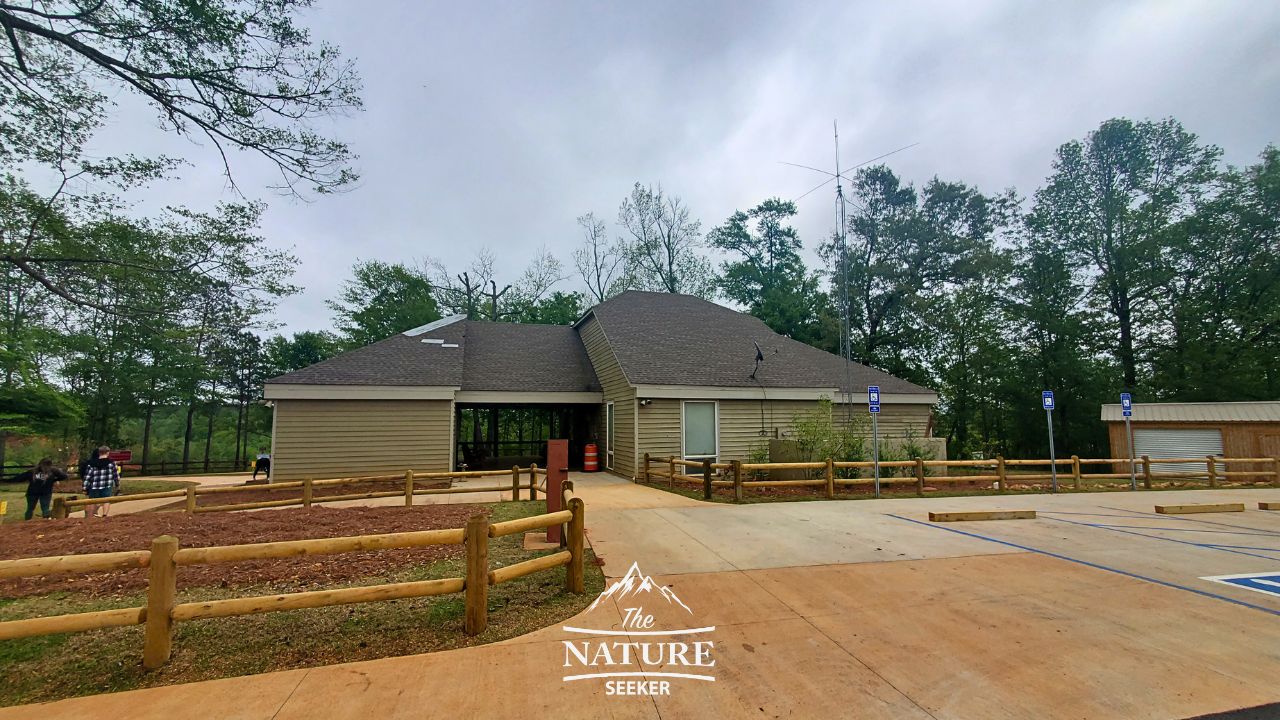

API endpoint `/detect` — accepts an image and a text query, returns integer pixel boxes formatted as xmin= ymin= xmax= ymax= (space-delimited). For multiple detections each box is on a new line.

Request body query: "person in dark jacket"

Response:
xmin=253 ymin=447 xmax=271 ymax=481
xmin=15 ymin=458 xmax=69 ymax=520
xmin=81 ymin=446 xmax=120 ymax=518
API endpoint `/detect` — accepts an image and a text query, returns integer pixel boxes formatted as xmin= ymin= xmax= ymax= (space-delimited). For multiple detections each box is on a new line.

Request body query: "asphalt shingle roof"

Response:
xmin=268 ymin=318 xmax=600 ymax=392
xmin=460 ymin=322 xmax=600 ymax=392
xmin=584 ymin=291 xmax=934 ymax=395
xmin=268 ymin=291 xmax=932 ymax=397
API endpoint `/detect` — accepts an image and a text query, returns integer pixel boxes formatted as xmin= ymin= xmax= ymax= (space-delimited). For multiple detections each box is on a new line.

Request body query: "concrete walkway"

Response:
xmin=8 ymin=477 xmax=1280 ymax=719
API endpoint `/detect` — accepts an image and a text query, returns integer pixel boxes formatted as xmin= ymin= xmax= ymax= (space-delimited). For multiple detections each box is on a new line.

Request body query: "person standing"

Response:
xmin=16 ymin=459 xmax=69 ymax=520
xmin=253 ymin=447 xmax=271 ymax=482
xmin=81 ymin=446 xmax=120 ymax=517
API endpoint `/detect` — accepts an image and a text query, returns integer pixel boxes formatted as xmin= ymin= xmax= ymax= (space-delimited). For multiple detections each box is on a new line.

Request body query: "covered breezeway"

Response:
xmin=453 ymin=403 xmax=599 ymax=471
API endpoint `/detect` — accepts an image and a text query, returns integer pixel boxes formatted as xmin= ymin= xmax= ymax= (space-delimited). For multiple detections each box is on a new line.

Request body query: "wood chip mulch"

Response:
xmin=0 ymin=504 xmax=489 ymax=599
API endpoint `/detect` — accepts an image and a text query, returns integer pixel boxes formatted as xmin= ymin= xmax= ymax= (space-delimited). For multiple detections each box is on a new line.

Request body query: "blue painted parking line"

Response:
xmin=1039 ymin=515 xmax=1280 ymax=561
xmin=1202 ymin=573 xmax=1280 ymax=598
xmin=885 ymin=514 xmax=1280 ymax=617
xmin=1095 ymin=505 xmax=1280 ymax=537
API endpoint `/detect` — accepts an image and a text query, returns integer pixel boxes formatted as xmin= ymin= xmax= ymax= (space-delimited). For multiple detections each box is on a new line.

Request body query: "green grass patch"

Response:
xmin=0 ymin=500 xmax=603 ymax=707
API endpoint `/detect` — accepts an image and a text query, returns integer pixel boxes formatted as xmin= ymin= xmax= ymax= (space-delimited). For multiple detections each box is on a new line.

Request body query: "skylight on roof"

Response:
xmin=402 ymin=314 xmax=465 ymax=337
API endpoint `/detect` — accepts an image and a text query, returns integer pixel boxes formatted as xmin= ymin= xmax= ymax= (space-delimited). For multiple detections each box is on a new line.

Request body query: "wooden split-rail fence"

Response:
xmin=52 ymin=465 xmax=548 ymax=519
xmin=0 ymin=480 xmax=585 ymax=670
xmin=642 ymin=453 xmax=1280 ymax=501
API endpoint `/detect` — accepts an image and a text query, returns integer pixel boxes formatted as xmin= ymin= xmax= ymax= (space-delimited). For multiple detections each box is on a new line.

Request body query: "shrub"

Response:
xmin=790 ymin=398 xmax=869 ymax=478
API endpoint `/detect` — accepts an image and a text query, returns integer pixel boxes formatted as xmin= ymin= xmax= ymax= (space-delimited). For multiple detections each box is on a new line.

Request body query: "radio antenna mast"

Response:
xmin=778 ymin=130 xmax=918 ymax=425
xmin=833 ymin=121 xmax=852 ymax=413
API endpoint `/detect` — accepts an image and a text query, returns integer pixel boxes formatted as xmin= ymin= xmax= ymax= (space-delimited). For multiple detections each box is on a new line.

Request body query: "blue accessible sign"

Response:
xmin=1120 ymin=392 xmax=1133 ymax=417
xmin=868 ymin=386 xmax=880 ymax=414
xmin=1042 ymin=390 xmax=1054 ymax=411
xmin=1202 ymin=572 xmax=1280 ymax=598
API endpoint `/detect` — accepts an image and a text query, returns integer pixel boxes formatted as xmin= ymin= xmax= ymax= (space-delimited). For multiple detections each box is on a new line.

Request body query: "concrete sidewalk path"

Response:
xmin=6 ymin=551 xmax=1279 ymax=720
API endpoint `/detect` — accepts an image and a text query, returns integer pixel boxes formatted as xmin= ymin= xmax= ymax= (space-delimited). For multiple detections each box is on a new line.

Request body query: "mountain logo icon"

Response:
xmin=589 ymin=561 xmax=693 ymax=614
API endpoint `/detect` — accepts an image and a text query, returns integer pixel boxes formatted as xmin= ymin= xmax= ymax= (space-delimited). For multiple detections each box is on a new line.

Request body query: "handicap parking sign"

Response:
xmin=1041 ymin=390 xmax=1054 ymax=410
xmin=1120 ymin=392 xmax=1132 ymax=417
xmin=1202 ymin=572 xmax=1280 ymax=597
xmin=868 ymin=386 xmax=880 ymax=414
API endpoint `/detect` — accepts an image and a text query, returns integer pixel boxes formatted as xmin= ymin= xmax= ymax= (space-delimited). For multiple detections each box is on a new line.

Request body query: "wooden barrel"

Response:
xmin=584 ymin=443 xmax=599 ymax=472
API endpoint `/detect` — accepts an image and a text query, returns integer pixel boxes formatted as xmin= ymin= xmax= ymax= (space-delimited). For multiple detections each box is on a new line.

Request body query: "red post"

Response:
xmin=545 ymin=439 xmax=568 ymax=544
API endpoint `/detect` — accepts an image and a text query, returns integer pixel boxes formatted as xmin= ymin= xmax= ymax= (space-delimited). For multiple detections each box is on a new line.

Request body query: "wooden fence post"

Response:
xmin=1207 ymin=456 xmax=1218 ymax=489
xmin=914 ymin=457 xmax=925 ymax=497
xmin=1272 ymin=457 xmax=1280 ymax=489
xmin=996 ymin=455 xmax=1007 ymax=493
xmin=184 ymin=486 xmax=197 ymax=514
xmin=566 ymin=498 xmax=585 ymax=594
xmin=404 ymin=470 xmax=415 ymax=507
xmin=1071 ymin=455 xmax=1082 ymax=491
xmin=642 ymin=453 xmax=650 ymax=484
xmin=464 ymin=514 xmax=489 ymax=636
xmin=824 ymin=458 xmax=834 ymax=499
xmin=732 ymin=460 xmax=743 ymax=503
xmin=668 ymin=457 xmax=676 ymax=487
xmin=529 ymin=464 xmax=538 ymax=501
xmin=1142 ymin=455 xmax=1153 ymax=489
xmin=52 ymin=497 xmax=68 ymax=520
xmin=702 ymin=459 xmax=712 ymax=500
xmin=302 ymin=478 xmax=313 ymax=508
xmin=143 ymin=535 xmax=179 ymax=670
xmin=511 ymin=466 xmax=520 ymax=501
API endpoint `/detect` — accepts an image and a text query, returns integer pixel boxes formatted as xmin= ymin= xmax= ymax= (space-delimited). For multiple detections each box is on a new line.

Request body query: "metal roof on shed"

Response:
xmin=1100 ymin=401 xmax=1280 ymax=423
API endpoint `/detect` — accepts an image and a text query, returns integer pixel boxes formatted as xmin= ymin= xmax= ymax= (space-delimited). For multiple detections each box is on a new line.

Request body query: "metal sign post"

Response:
xmin=868 ymin=386 xmax=881 ymax=498
xmin=1121 ymin=392 xmax=1136 ymax=491
xmin=1042 ymin=391 xmax=1058 ymax=492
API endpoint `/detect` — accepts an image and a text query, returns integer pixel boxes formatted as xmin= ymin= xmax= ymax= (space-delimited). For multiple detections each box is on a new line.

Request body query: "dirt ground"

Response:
xmin=0 ymin=504 xmax=488 ymax=598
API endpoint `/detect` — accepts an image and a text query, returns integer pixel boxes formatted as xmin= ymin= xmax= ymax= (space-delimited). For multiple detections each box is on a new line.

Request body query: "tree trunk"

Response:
xmin=141 ymin=399 xmax=155 ymax=475
xmin=1116 ymin=294 xmax=1137 ymax=390
xmin=203 ymin=406 xmax=216 ymax=472
xmin=234 ymin=401 xmax=245 ymax=468
xmin=181 ymin=402 xmax=196 ymax=474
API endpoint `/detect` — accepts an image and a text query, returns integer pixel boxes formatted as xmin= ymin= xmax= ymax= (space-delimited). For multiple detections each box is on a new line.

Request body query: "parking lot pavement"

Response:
xmin=8 ymin=483 xmax=1280 ymax=719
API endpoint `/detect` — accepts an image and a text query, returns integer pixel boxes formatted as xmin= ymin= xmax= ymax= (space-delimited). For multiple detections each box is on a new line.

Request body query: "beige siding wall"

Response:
xmin=579 ymin=317 xmax=636 ymax=476
xmin=272 ymin=399 xmax=454 ymax=481
xmin=636 ymin=398 xmax=937 ymax=466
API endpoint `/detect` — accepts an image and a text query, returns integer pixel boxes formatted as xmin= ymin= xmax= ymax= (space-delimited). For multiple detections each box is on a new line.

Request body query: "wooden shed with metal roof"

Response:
xmin=1101 ymin=401 xmax=1280 ymax=468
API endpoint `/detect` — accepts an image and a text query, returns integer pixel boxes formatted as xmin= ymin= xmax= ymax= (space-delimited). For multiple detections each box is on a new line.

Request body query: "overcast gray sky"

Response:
xmin=89 ymin=0 xmax=1280 ymax=335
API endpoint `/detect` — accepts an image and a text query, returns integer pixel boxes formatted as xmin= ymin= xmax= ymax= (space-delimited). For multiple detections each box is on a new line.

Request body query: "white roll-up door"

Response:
xmin=1133 ymin=428 xmax=1223 ymax=473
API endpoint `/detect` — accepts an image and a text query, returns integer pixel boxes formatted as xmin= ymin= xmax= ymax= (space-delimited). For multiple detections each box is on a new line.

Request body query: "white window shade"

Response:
xmin=683 ymin=401 xmax=717 ymax=458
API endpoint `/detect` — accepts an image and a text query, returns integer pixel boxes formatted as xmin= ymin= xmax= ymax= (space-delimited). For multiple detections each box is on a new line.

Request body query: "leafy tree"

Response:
xmin=1031 ymin=118 xmax=1221 ymax=390
xmin=822 ymin=168 xmax=998 ymax=383
xmin=708 ymin=198 xmax=824 ymax=344
xmin=328 ymin=260 xmax=440 ymax=347
xmin=264 ymin=331 xmax=343 ymax=378
xmin=1149 ymin=147 xmax=1280 ymax=399
xmin=0 ymin=0 xmax=362 ymax=194
xmin=506 ymin=290 xmax=584 ymax=325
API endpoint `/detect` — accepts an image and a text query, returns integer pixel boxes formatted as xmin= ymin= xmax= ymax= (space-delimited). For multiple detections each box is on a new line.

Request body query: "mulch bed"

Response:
xmin=0 ymin=504 xmax=488 ymax=598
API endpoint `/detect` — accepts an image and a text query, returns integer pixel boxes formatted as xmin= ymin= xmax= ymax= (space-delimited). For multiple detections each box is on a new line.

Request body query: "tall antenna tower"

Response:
xmin=833 ymin=121 xmax=853 ymax=410
xmin=780 ymin=128 xmax=917 ymax=419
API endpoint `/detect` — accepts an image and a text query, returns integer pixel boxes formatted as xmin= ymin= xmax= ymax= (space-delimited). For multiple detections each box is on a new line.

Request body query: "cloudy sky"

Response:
xmin=90 ymin=0 xmax=1280 ymax=335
